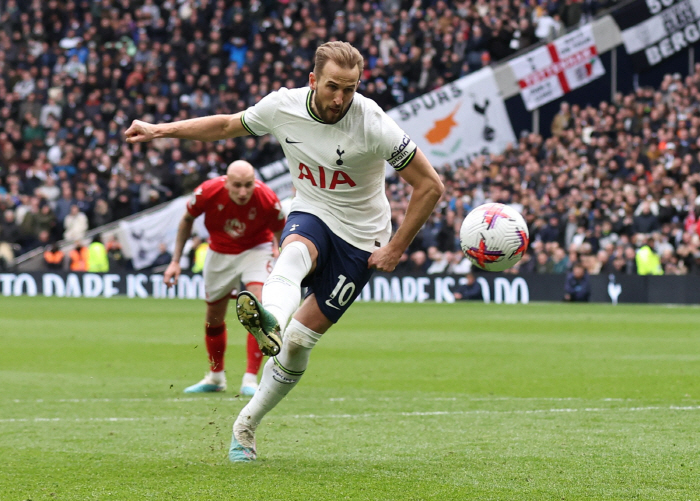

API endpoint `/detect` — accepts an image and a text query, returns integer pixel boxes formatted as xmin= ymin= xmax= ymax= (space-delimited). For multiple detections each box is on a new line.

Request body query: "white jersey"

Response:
xmin=241 ymin=87 xmax=417 ymax=253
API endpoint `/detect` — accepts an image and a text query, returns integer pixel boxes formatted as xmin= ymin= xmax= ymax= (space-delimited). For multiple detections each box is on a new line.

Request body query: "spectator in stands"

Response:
xmin=0 ymin=210 xmax=21 ymax=270
xmin=190 ymin=236 xmax=209 ymax=274
xmin=635 ymin=236 xmax=664 ymax=275
xmin=91 ymin=198 xmax=113 ymax=228
xmin=426 ymin=248 xmax=452 ymax=274
xmin=488 ymin=20 xmax=514 ymax=62
xmin=69 ymin=242 xmax=89 ymax=271
xmin=63 ymin=204 xmax=88 ymax=241
xmin=465 ymin=25 xmax=488 ymax=70
xmin=36 ymin=201 xmax=57 ymax=239
xmin=106 ymin=235 xmax=127 ymax=271
xmin=510 ymin=19 xmax=537 ymax=53
xmin=18 ymin=197 xmax=53 ymax=251
xmin=535 ymin=251 xmax=554 ymax=274
xmin=43 ymin=243 xmax=64 ymax=270
xmin=690 ymin=252 xmax=700 ymax=275
xmin=551 ymin=246 xmax=570 ymax=273
xmin=447 ymin=251 xmax=472 ymax=275
xmin=401 ymin=250 xmax=431 ymax=274
xmin=23 ymin=230 xmax=52 ymax=254
xmin=36 ymin=176 xmax=60 ymax=207
xmin=551 ymin=102 xmax=573 ymax=137
xmin=535 ymin=12 xmax=564 ymax=41
xmin=564 ymin=262 xmax=591 ymax=302
xmin=149 ymin=243 xmax=173 ymax=271
xmin=87 ymin=236 xmax=109 ymax=273
xmin=514 ymin=251 xmax=536 ymax=274
xmin=539 ymin=215 xmax=564 ymax=246
xmin=54 ymin=185 xmax=75 ymax=228
xmin=453 ymin=272 xmax=483 ymax=301
xmin=621 ymin=246 xmax=638 ymax=274
xmin=597 ymin=249 xmax=616 ymax=275
xmin=633 ymin=201 xmax=660 ymax=234
xmin=559 ymin=0 xmax=583 ymax=28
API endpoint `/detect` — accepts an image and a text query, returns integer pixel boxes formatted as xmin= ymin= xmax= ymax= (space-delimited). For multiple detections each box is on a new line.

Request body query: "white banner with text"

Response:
xmin=509 ymin=25 xmax=605 ymax=111
xmin=387 ymin=68 xmax=516 ymax=170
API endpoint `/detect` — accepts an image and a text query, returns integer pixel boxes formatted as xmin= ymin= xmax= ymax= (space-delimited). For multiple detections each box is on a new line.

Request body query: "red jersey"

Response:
xmin=187 ymin=177 xmax=286 ymax=254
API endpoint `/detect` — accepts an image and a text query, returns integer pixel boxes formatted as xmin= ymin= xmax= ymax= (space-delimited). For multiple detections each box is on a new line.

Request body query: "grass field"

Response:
xmin=1 ymin=297 xmax=699 ymax=500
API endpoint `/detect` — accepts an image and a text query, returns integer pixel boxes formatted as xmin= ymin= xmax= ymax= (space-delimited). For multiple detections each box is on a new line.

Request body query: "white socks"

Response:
xmin=209 ymin=370 xmax=226 ymax=384
xmin=234 ymin=319 xmax=322 ymax=432
xmin=241 ymin=372 xmax=258 ymax=387
xmin=263 ymin=241 xmax=312 ymax=335
xmin=234 ymin=242 xmax=317 ymax=436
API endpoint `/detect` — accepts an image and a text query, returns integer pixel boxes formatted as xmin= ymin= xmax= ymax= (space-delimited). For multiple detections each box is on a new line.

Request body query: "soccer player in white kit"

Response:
xmin=125 ymin=41 xmax=444 ymax=462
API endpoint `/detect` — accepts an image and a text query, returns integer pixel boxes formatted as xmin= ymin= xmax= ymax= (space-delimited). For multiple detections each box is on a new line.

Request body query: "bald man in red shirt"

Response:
xmin=165 ymin=160 xmax=286 ymax=395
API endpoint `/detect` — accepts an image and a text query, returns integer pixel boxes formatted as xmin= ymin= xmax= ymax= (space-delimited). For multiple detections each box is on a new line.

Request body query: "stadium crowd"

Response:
xmin=398 ymin=72 xmax=700 ymax=277
xmin=1 ymin=0 xmax=698 ymax=277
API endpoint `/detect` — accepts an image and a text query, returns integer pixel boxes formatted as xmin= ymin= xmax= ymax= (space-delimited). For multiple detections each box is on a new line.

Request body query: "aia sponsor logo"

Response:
xmin=297 ymin=163 xmax=356 ymax=190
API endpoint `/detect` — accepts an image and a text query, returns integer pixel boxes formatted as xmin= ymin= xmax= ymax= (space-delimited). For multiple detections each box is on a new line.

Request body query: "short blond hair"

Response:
xmin=313 ymin=41 xmax=364 ymax=80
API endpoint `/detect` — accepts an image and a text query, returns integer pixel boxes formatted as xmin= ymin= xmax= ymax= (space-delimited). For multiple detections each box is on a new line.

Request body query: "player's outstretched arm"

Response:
xmin=369 ymin=148 xmax=444 ymax=272
xmin=164 ymin=212 xmax=196 ymax=288
xmin=125 ymin=112 xmax=248 ymax=144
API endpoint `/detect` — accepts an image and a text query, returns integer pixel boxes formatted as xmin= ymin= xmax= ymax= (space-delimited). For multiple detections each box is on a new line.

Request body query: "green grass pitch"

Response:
xmin=1 ymin=297 xmax=699 ymax=500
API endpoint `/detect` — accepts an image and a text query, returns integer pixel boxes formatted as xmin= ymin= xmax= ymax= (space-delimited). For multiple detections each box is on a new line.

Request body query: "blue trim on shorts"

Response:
xmin=280 ymin=212 xmax=374 ymax=323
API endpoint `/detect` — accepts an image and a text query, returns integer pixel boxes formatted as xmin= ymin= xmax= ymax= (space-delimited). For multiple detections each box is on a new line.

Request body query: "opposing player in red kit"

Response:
xmin=164 ymin=160 xmax=286 ymax=395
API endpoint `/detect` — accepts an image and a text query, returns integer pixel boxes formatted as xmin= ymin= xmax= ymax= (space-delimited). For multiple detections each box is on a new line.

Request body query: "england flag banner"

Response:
xmin=509 ymin=25 xmax=605 ymax=111
xmin=612 ymin=0 xmax=700 ymax=71
xmin=387 ymin=67 xmax=516 ymax=170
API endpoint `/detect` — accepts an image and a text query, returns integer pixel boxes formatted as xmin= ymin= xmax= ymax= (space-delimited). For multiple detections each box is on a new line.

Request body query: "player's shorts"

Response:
xmin=280 ymin=211 xmax=374 ymax=323
xmin=203 ymin=243 xmax=274 ymax=303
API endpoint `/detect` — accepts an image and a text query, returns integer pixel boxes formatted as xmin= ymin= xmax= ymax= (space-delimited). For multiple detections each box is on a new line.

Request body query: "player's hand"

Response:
xmin=163 ymin=261 xmax=181 ymax=288
xmin=368 ymin=245 xmax=403 ymax=273
xmin=125 ymin=119 xmax=156 ymax=143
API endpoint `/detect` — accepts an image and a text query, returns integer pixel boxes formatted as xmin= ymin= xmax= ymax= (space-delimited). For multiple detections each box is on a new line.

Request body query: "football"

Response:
xmin=459 ymin=203 xmax=530 ymax=272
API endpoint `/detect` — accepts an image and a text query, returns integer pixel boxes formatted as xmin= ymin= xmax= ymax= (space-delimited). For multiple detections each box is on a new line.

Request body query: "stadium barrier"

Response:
xmin=3 ymin=271 xmax=698 ymax=304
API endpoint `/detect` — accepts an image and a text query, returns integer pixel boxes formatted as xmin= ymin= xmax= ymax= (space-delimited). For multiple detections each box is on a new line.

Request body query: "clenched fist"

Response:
xmin=368 ymin=244 xmax=403 ymax=273
xmin=125 ymin=120 xmax=156 ymax=143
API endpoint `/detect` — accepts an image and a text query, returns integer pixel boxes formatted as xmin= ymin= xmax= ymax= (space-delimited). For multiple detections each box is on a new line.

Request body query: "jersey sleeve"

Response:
xmin=368 ymin=106 xmax=418 ymax=172
xmin=186 ymin=182 xmax=209 ymax=218
xmin=240 ymin=90 xmax=285 ymax=137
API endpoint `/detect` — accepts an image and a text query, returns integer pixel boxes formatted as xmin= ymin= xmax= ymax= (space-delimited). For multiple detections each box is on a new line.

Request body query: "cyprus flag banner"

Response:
xmin=387 ymin=67 xmax=516 ymax=170
xmin=509 ymin=24 xmax=605 ymax=111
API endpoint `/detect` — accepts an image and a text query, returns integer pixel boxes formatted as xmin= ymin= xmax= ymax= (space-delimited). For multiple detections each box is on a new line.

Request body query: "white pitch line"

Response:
xmin=2 ymin=405 xmax=700 ymax=424
xmin=11 ymin=397 xmax=244 ymax=404
xmin=9 ymin=396 xmax=638 ymax=404
xmin=0 ymin=416 xmax=189 ymax=423
xmin=288 ymin=405 xmax=700 ymax=420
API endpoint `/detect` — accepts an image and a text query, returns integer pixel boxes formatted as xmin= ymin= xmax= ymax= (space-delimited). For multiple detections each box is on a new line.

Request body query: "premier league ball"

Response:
xmin=459 ymin=203 xmax=529 ymax=272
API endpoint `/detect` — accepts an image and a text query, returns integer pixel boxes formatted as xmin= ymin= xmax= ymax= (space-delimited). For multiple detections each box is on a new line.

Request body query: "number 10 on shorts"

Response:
xmin=325 ymin=274 xmax=356 ymax=310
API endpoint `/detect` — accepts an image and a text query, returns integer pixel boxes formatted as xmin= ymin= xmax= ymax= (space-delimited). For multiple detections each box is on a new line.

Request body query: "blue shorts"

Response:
xmin=280 ymin=211 xmax=374 ymax=323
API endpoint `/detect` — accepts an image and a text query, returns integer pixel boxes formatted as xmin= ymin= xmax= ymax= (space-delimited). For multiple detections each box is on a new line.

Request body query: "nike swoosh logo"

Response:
xmin=285 ymin=138 xmax=302 ymax=144
xmin=325 ymin=299 xmax=341 ymax=310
